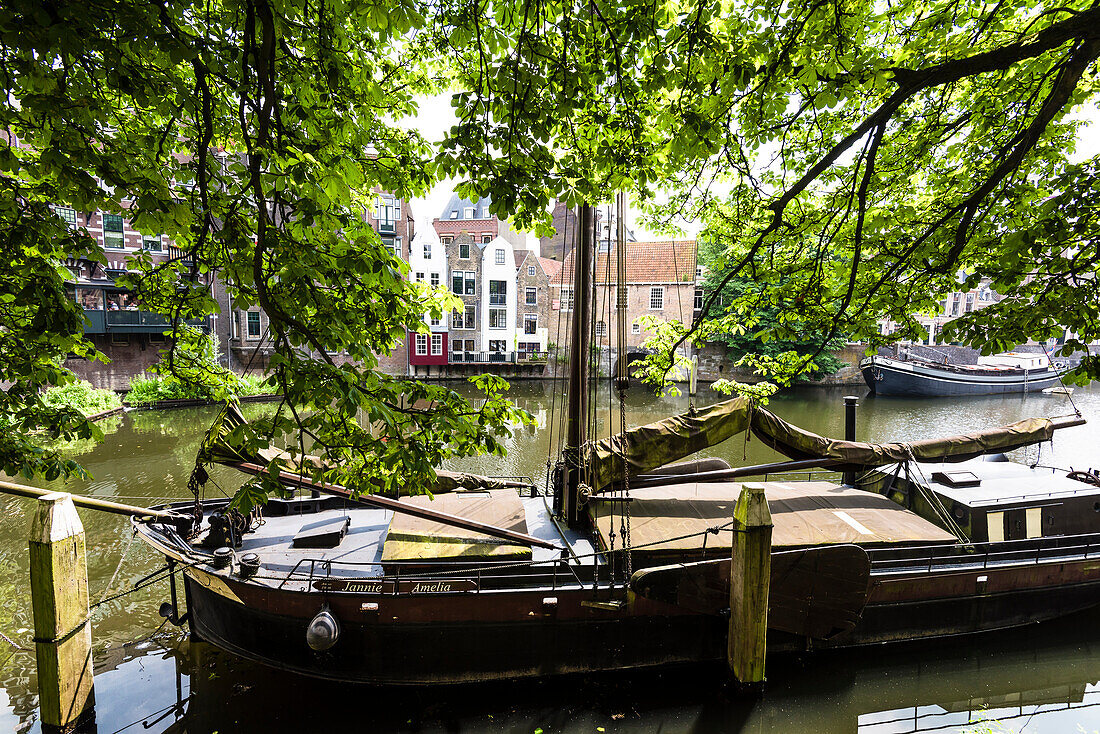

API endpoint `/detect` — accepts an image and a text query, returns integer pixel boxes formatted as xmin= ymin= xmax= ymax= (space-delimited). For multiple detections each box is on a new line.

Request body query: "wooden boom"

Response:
xmin=0 ymin=478 xmax=184 ymax=521
xmin=231 ymin=462 xmax=561 ymax=551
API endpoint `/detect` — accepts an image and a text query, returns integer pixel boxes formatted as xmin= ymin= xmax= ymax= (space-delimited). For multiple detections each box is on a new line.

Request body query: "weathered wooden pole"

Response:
xmin=30 ymin=493 xmax=95 ymax=732
xmin=728 ymin=482 xmax=773 ymax=694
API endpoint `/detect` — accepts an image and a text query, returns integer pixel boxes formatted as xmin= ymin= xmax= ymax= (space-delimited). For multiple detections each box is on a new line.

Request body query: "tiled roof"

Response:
xmin=539 ymin=257 xmax=564 ymax=283
xmin=559 ymin=240 xmax=696 ymax=285
xmin=439 ymin=193 xmax=493 ymax=221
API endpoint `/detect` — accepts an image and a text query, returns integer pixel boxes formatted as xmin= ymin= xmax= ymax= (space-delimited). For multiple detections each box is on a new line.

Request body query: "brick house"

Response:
xmin=538 ymin=200 xmax=637 ymax=261
xmin=59 ymin=204 xmax=215 ymax=390
xmin=556 ymin=240 xmax=698 ymax=349
xmin=227 ymin=189 xmax=415 ymax=376
xmin=514 ymin=250 xmax=560 ymax=357
xmin=407 ymin=225 xmax=449 ymax=375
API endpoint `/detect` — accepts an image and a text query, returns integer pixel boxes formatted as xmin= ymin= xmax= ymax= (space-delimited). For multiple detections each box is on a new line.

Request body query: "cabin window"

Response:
xmin=649 ymin=287 xmax=664 ymax=310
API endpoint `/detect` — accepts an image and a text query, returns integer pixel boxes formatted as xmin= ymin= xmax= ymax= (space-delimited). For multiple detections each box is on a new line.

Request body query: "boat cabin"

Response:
xmin=976 ymin=353 xmax=1051 ymax=370
xmin=862 ymin=458 xmax=1100 ymax=542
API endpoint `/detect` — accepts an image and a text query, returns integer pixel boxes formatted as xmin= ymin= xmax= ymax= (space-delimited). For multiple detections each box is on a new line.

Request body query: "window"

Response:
xmin=104 ymin=233 xmax=125 ymax=249
xmin=382 ymin=236 xmax=400 ymax=259
xmin=423 ymin=242 xmax=432 ymax=259
xmin=694 ymin=288 xmax=704 ymax=311
xmin=489 ymin=339 xmax=506 ymax=353
xmin=148 ymin=333 xmax=166 ymax=345
xmin=143 ymin=237 xmax=162 ymax=252
xmin=110 ymin=333 xmax=130 ymax=346
xmin=415 ymin=271 xmax=424 ymax=282
xmin=453 ymin=271 xmax=475 ymax=295
xmin=649 ymin=286 xmax=664 ymax=310
xmin=482 ymin=234 xmax=494 ymax=244
xmin=376 ymin=196 xmax=397 ymax=232
xmin=464 ymin=207 xmax=475 ymax=218
xmin=560 ymin=287 xmax=574 ymax=311
xmin=449 ymin=210 xmax=459 ymax=219
xmin=464 ymin=271 xmax=476 ymax=295
xmin=696 ymin=265 xmax=705 ymax=280
xmin=430 ymin=316 xmax=441 ymax=327
xmin=525 ymin=266 xmax=535 ymax=278
xmin=247 ymin=311 xmax=261 ymax=338
xmin=415 ymin=333 xmax=428 ymax=355
xmin=489 ymin=280 xmax=507 ymax=305
xmin=431 ymin=334 xmax=443 ymax=355
xmin=489 ymin=308 xmax=507 ymax=329
xmin=76 ymin=288 xmax=102 ymax=310
xmin=430 ymin=272 xmax=440 ymax=287
xmin=465 ymin=339 xmax=475 ymax=352
xmin=454 ymin=305 xmax=476 ymax=329
xmin=440 ymin=236 xmax=454 ymax=245
xmin=965 ymin=293 xmax=975 ymax=312
xmin=459 ymin=243 xmax=470 ymax=259
xmin=451 ymin=309 xmax=463 ymax=328
xmin=595 ymin=321 xmax=607 ymax=338
xmin=452 ymin=340 xmax=463 ymax=354
xmin=103 ymin=213 xmax=124 ymax=232
xmin=55 ymin=206 xmax=77 ymax=225
xmin=632 ymin=323 xmax=641 ymax=335
xmin=494 ymin=249 xmax=505 ymax=265
xmin=524 ymin=314 xmax=538 ymax=335
xmin=464 ymin=306 xmax=476 ymax=329
xmin=525 ymin=287 xmax=537 ymax=305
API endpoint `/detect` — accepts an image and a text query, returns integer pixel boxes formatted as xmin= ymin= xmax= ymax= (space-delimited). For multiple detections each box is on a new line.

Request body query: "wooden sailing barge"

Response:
xmin=132 ymin=203 xmax=1098 ymax=684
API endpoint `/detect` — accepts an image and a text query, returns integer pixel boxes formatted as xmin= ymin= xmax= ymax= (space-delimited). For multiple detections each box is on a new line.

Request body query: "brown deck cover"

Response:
xmin=589 ymin=481 xmax=956 ymax=564
xmin=381 ymin=490 xmax=532 ymax=563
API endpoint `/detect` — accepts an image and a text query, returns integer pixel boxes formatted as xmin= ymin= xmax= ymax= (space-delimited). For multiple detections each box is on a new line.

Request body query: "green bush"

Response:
xmin=125 ymin=373 xmax=277 ymax=405
xmin=42 ymin=380 xmax=123 ymax=417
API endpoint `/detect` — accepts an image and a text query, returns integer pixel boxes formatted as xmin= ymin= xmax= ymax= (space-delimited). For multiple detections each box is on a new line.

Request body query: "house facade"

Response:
xmin=432 ymin=194 xmax=526 ymax=251
xmin=556 ymin=240 xmax=698 ymax=349
xmin=407 ymin=225 xmax=449 ymax=375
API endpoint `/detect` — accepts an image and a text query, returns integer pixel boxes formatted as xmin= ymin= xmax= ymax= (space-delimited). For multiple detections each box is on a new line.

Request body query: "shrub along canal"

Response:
xmin=0 ymin=382 xmax=1097 ymax=733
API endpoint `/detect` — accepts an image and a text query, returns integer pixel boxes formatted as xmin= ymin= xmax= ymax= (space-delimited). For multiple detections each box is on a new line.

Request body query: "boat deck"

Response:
xmin=226 ymin=494 xmax=598 ymax=591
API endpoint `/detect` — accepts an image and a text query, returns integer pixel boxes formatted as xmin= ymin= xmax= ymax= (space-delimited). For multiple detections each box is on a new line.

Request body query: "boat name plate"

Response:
xmin=311 ymin=578 xmax=478 ymax=594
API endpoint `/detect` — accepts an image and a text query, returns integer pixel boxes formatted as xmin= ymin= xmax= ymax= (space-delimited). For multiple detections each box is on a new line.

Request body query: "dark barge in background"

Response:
xmin=861 ymin=352 xmax=1064 ymax=396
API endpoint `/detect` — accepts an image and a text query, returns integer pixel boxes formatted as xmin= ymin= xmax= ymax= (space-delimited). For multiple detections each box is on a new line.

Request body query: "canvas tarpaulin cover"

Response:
xmin=591 ymin=397 xmax=1056 ymax=490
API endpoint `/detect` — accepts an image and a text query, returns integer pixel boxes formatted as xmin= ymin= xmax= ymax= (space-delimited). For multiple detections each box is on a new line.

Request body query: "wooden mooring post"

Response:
xmin=30 ymin=493 xmax=95 ymax=732
xmin=728 ymin=482 xmax=772 ymax=695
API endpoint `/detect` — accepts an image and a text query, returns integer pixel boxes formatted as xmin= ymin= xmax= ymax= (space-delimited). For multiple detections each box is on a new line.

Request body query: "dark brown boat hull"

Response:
xmin=182 ymin=551 xmax=1100 ymax=684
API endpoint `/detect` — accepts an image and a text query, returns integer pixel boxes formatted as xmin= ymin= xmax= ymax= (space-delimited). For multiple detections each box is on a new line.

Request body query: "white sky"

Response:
xmin=407 ymin=93 xmax=1100 ymax=245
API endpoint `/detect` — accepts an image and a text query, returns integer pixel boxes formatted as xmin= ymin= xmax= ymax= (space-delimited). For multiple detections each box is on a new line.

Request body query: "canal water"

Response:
xmin=0 ymin=383 xmax=1097 ymax=733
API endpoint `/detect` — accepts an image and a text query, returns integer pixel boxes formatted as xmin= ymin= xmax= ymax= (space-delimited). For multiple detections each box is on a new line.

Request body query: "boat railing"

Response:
xmin=868 ymin=532 xmax=1100 ymax=574
xmin=276 ymin=552 xmax=589 ymax=593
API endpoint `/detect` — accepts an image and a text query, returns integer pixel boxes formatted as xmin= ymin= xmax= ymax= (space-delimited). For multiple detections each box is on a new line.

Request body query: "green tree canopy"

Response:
xmin=1 ymin=0 xmax=1098 ymax=493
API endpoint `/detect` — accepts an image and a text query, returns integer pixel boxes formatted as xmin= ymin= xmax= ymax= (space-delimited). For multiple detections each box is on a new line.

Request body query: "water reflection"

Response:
xmin=0 ymin=383 xmax=1096 ymax=733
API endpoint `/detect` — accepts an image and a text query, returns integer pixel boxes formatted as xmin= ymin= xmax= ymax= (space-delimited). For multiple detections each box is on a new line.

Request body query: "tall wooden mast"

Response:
xmin=562 ymin=203 xmax=595 ymax=528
